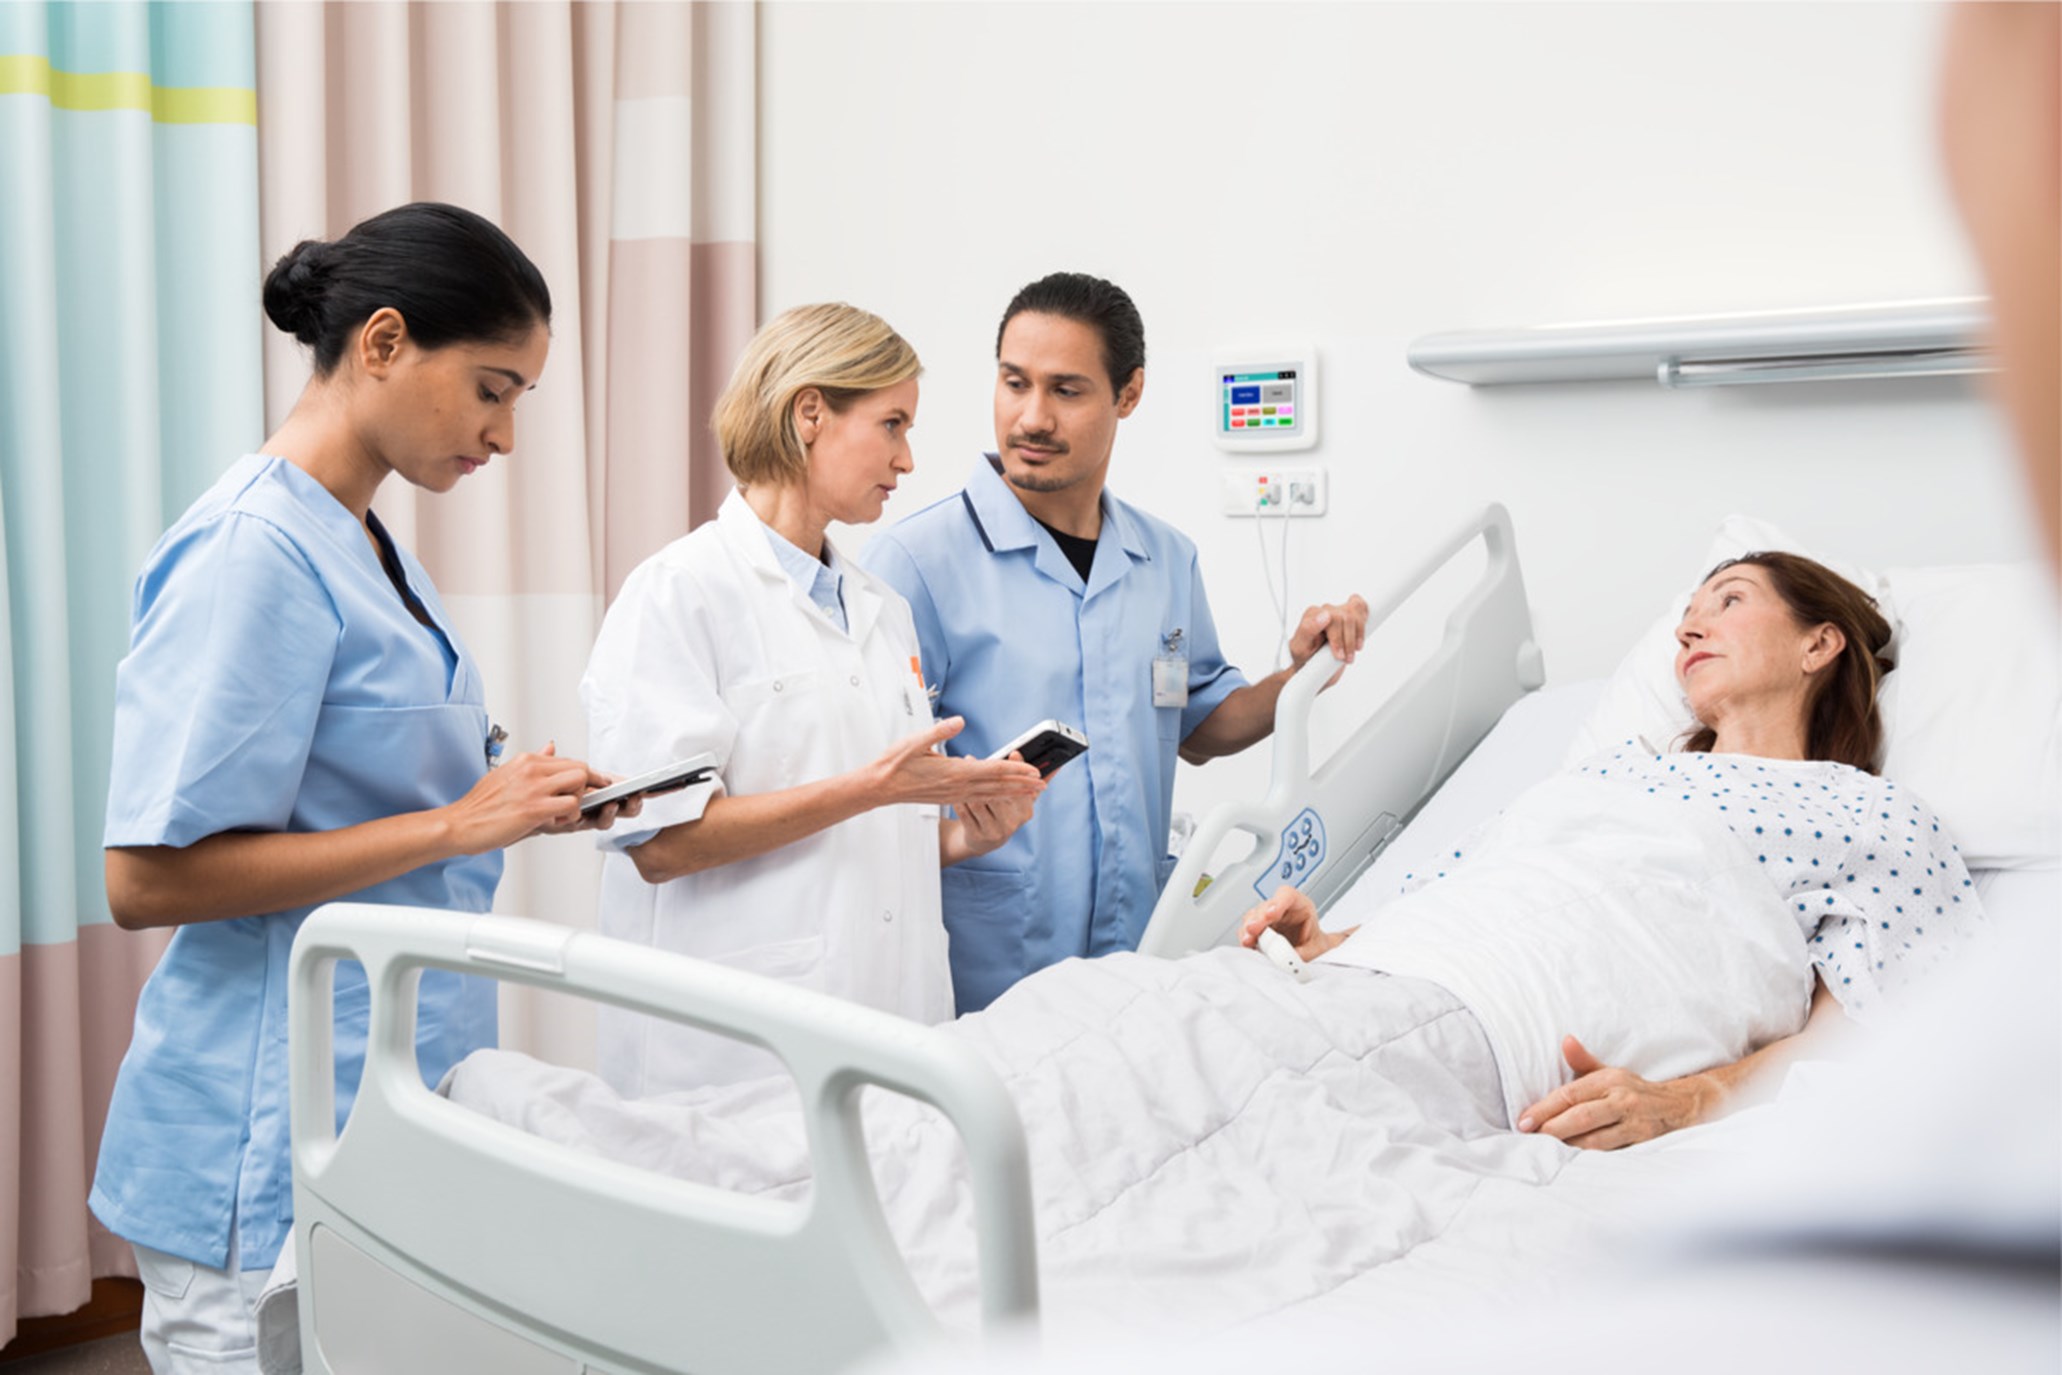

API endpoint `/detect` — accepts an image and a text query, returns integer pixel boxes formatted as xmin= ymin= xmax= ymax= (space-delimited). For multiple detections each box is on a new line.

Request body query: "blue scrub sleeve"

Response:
xmin=1178 ymin=556 xmax=1249 ymax=739
xmin=105 ymin=514 xmax=342 ymax=849
xmin=860 ymin=533 xmax=952 ymax=693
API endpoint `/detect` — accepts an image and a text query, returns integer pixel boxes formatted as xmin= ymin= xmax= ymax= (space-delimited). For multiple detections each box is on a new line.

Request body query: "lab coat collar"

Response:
xmin=963 ymin=454 xmax=1151 ymax=597
xmin=716 ymin=487 xmax=883 ymax=644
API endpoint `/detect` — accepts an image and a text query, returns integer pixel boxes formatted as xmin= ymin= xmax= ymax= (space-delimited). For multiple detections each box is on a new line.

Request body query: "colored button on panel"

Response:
xmin=1231 ymin=386 xmax=1262 ymax=405
xmin=1261 ymin=406 xmax=1277 ymax=415
xmin=1231 ymin=418 xmax=1247 ymax=428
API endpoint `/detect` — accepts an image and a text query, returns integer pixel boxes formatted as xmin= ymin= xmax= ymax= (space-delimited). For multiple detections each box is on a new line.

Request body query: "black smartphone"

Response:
xmin=578 ymin=754 xmax=718 ymax=817
xmin=987 ymin=720 xmax=1089 ymax=778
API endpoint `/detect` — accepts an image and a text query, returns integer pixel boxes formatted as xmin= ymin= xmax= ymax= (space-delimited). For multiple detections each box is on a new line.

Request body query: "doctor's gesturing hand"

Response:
xmin=867 ymin=717 xmax=1045 ymax=864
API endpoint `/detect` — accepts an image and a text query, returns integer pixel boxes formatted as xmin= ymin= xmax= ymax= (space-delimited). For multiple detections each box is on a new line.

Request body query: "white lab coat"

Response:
xmin=581 ymin=490 xmax=952 ymax=1095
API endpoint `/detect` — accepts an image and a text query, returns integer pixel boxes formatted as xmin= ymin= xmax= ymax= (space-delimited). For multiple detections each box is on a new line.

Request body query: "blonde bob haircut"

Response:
xmin=712 ymin=303 xmax=921 ymax=486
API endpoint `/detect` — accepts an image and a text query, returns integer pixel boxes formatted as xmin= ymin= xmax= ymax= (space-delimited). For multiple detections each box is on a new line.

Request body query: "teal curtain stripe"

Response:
xmin=44 ymin=1 xmax=150 ymax=77
xmin=3 ymin=2 xmax=254 ymax=96
xmin=153 ymin=125 xmax=262 ymax=516
xmin=0 ymin=80 xmax=80 ymax=949
xmin=1 ymin=0 xmax=258 ymax=949
xmin=0 ymin=308 xmax=18 ymax=961
xmin=148 ymin=0 xmax=253 ymax=89
xmin=0 ymin=1 xmax=50 ymax=60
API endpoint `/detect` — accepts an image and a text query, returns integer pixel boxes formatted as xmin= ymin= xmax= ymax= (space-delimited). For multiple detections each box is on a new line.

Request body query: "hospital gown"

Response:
xmin=1402 ymin=748 xmax=1985 ymax=1023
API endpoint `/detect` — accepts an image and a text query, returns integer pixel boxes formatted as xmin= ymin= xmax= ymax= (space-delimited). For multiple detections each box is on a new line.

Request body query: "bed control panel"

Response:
xmin=1254 ymin=806 xmax=1327 ymax=900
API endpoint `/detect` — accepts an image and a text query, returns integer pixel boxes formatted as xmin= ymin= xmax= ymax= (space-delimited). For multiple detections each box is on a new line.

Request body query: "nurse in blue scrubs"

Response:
xmin=88 ymin=203 xmax=624 ymax=1375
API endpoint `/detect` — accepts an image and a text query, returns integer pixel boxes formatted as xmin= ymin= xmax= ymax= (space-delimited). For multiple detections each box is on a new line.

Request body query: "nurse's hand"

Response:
xmin=444 ymin=743 xmax=602 ymax=851
xmin=569 ymin=785 xmax=643 ymax=833
xmin=871 ymin=717 xmax=1045 ymax=807
xmin=1238 ymin=886 xmax=1350 ymax=961
xmin=1287 ymin=594 xmax=1371 ymax=682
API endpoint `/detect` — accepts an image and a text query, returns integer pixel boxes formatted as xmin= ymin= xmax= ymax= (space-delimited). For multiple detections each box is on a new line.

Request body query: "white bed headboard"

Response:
xmin=289 ymin=904 xmax=1039 ymax=1375
xmin=1140 ymin=503 xmax=1544 ymax=959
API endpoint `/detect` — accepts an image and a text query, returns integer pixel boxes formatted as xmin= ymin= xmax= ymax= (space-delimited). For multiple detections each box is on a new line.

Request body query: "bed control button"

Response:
xmin=882 ymin=909 xmax=894 ymax=922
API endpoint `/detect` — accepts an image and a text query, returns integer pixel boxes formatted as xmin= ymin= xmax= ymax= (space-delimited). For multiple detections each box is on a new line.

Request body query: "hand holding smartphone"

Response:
xmin=987 ymin=720 xmax=1089 ymax=778
xmin=578 ymin=754 xmax=718 ymax=817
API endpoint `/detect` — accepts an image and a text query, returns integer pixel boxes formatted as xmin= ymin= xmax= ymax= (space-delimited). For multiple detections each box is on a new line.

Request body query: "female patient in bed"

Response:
xmin=446 ymin=552 xmax=1986 ymax=1336
xmin=1243 ymin=550 xmax=1983 ymax=1149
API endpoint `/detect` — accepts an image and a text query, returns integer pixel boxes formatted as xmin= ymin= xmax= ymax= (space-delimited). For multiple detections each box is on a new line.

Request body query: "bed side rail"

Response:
xmin=290 ymin=904 xmax=1037 ymax=1375
xmin=1139 ymin=503 xmax=1543 ymax=959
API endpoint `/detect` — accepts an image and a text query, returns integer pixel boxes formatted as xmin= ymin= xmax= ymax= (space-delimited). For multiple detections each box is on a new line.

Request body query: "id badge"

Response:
xmin=1153 ymin=653 xmax=1189 ymax=708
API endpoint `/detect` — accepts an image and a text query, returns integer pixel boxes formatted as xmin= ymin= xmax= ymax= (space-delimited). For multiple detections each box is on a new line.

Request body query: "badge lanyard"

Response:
xmin=1153 ymin=628 xmax=1188 ymax=709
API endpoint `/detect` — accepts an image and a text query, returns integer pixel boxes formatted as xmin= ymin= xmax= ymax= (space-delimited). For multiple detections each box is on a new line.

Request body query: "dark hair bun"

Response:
xmin=255 ymin=204 xmax=550 ymax=376
xmin=262 ymin=239 xmax=332 ymax=344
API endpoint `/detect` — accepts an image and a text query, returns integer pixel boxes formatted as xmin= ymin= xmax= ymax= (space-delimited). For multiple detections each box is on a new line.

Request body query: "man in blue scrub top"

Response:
xmin=864 ymin=273 xmax=1367 ymax=1012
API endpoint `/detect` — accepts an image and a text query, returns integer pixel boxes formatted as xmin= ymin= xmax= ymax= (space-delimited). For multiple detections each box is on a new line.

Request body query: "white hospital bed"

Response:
xmin=279 ymin=505 xmax=2057 ymax=1375
xmin=1140 ymin=502 xmax=1544 ymax=957
xmin=280 ymin=504 xmax=1542 ymax=1374
xmin=286 ymin=908 xmax=1038 ymax=1374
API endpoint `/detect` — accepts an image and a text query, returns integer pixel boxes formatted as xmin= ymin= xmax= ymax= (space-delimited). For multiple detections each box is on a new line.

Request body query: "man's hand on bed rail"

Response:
xmin=1178 ymin=594 xmax=1369 ymax=762
xmin=1238 ymin=886 xmax=1353 ymax=962
xmin=1287 ymin=595 xmax=1371 ymax=680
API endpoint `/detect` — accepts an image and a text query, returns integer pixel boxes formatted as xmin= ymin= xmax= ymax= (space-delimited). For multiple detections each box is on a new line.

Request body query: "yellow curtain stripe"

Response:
xmin=0 ymin=53 xmax=255 ymax=126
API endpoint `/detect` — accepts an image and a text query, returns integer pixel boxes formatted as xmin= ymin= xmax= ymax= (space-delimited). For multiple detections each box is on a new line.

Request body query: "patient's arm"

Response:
xmin=1238 ymin=887 xmax=1355 ymax=961
xmin=1516 ymin=978 xmax=1843 ymax=1150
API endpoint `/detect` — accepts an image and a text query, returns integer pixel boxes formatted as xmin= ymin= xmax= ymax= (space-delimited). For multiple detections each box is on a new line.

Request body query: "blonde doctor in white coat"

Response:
xmin=582 ymin=304 xmax=1046 ymax=1094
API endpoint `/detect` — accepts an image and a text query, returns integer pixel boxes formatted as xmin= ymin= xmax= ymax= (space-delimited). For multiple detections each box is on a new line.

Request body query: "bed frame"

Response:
xmin=1139 ymin=502 xmax=1544 ymax=958
xmin=287 ymin=905 xmax=1039 ymax=1375
xmin=284 ymin=503 xmax=1540 ymax=1375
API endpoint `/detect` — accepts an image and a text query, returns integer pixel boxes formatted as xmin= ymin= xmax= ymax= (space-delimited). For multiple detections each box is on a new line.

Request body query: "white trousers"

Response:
xmin=132 ymin=1235 xmax=268 ymax=1374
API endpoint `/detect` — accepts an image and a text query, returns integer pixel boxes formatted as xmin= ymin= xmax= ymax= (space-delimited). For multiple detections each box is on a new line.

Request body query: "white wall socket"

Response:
xmin=1221 ymin=466 xmax=1327 ymax=517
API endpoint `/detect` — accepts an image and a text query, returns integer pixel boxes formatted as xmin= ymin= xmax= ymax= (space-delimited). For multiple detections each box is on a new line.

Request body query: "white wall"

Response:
xmin=758 ymin=0 xmax=2039 ymax=827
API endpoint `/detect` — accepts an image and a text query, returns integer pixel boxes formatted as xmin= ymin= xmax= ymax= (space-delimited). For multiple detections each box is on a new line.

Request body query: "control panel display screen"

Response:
xmin=1219 ymin=368 xmax=1301 ymax=437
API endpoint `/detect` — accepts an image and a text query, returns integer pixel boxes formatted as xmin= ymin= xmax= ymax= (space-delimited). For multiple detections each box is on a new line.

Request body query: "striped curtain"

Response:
xmin=256 ymin=0 xmax=758 ymax=1067
xmin=0 ymin=0 xmax=262 ymax=1340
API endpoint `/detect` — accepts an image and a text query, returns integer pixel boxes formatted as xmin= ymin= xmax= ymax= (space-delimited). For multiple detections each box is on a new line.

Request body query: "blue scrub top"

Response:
xmin=862 ymin=456 xmax=1245 ymax=1012
xmin=90 ymin=455 xmax=502 ymax=1271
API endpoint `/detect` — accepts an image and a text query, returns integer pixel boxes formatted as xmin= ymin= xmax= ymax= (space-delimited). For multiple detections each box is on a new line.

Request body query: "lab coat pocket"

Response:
xmin=710 ymin=934 xmax=828 ymax=991
xmin=720 ymin=669 xmax=824 ymax=784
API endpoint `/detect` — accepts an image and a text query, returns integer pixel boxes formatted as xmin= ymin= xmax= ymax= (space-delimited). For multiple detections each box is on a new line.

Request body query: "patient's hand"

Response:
xmin=1238 ymin=887 xmax=1351 ymax=961
xmin=1515 ymin=1035 xmax=1717 ymax=1150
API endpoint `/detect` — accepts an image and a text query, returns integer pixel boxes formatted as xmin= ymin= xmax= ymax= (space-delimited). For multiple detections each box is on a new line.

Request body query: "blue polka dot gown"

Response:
xmin=1404 ymin=747 xmax=1988 ymax=1023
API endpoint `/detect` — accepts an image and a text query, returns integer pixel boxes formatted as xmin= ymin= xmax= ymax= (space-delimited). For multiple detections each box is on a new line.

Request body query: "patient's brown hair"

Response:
xmin=1681 ymin=552 xmax=1895 ymax=773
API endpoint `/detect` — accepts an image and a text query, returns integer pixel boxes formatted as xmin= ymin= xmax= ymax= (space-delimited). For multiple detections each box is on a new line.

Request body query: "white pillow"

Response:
xmin=1566 ymin=515 xmax=2060 ymax=871
xmin=1876 ymin=562 xmax=2061 ymax=870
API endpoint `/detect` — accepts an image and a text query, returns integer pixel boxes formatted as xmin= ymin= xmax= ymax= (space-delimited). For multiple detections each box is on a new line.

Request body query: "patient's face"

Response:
xmin=1674 ymin=565 xmax=1823 ymax=722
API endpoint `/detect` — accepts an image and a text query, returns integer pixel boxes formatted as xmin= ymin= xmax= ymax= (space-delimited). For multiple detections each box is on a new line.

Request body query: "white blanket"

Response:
xmin=1327 ymin=773 xmax=1813 ymax=1123
xmin=449 ymin=947 xmax=1733 ymax=1346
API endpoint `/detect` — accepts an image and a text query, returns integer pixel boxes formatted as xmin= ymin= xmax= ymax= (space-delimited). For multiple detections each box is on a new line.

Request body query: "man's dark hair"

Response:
xmin=996 ymin=272 xmax=1145 ymax=395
